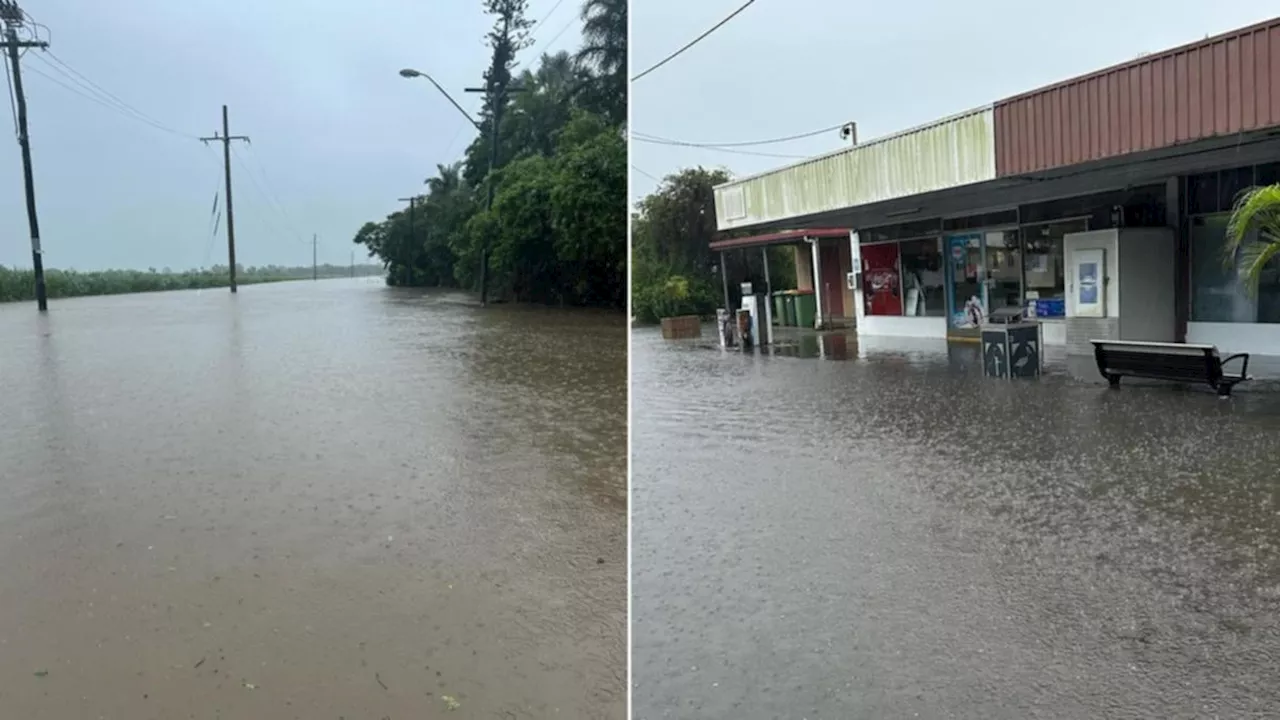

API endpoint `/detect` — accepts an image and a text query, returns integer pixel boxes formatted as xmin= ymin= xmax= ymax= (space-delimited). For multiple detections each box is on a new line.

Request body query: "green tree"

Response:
xmin=350 ymin=0 xmax=626 ymax=310
xmin=576 ymin=0 xmax=626 ymax=125
xmin=1224 ymin=183 xmax=1280 ymax=295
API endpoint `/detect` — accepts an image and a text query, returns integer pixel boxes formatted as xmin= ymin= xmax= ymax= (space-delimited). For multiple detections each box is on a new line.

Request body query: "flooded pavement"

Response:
xmin=633 ymin=327 xmax=1280 ymax=719
xmin=0 ymin=279 xmax=626 ymax=719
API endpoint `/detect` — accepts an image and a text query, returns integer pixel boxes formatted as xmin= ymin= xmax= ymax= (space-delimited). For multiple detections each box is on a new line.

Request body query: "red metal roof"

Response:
xmin=995 ymin=16 xmax=1280 ymax=176
xmin=709 ymin=228 xmax=848 ymax=251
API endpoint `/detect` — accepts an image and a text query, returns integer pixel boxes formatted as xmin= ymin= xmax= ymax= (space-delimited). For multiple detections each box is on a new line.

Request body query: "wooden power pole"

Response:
xmin=1 ymin=1 xmax=49 ymax=310
xmin=199 ymin=106 xmax=248 ymax=292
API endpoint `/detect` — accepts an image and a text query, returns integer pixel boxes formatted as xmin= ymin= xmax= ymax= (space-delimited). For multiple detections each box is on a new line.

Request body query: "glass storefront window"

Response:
xmin=1020 ymin=220 xmax=1085 ymax=318
xmin=860 ymin=242 xmax=902 ymax=316
xmin=899 ymin=238 xmax=944 ymax=317
xmin=1190 ymin=213 xmax=1280 ymax=323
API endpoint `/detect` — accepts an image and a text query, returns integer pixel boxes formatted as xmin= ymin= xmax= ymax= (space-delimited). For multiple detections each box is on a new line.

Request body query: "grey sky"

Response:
xmin=630 ymin=0 xmax=1275 ymax=204
xmin=0 ymin=0 xmax=581 ymax=271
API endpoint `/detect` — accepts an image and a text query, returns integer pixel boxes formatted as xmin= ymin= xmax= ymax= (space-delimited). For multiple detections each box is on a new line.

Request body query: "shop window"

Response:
xmin=1190 ymin=213 xmax=1280 ymax=323
xmin=942 ymin=209 xmax=1018 ymax=232
xmin=1019 ymin=220 xmax=1085 ymax=318
xmin=1257 ymin=162 xmax=1280 ymax=187
xmin=1187 ymin=172 xmax=1219 ymax=215
xmin=859 ymin=242 xmax=902 ymax=316
xmin=899 ymin=238 xmax=944 ymax=317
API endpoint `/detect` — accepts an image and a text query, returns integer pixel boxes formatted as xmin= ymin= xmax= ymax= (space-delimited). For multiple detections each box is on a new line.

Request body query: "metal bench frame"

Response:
xmin=1091 ymin=339 xmax=1251 ymax=397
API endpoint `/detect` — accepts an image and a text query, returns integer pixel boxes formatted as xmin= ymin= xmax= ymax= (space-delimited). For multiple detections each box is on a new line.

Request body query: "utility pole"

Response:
xmin=397 ymin=196 xmax=418 ymax=286
xmin=199 ymin=106 xmax=249 ymax=292
xmin=466 ymin=77 xmax=525 ymax=307
xmin=312 ymin=233 xmax=317 ymax=280
xmin=1 ymin=1 xmax=49 ymax=311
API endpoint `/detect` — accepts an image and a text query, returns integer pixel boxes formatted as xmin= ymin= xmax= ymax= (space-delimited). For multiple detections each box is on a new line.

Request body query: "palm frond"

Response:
xmin=1223 ymin=183 xmax=1280 ymax=295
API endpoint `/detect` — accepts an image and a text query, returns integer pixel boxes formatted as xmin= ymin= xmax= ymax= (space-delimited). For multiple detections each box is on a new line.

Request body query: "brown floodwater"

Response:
xmin=633 ymin=327 xmax=1280 ymax=719
xmin=0 ymin=279 xmax=626 ymax=719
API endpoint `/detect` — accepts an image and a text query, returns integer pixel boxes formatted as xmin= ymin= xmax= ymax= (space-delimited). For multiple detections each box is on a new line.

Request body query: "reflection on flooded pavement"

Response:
xmin=0 ymin=279 xmax=626 ymax=719
xmin=633 ymin=328 xmax=1280 ymax=719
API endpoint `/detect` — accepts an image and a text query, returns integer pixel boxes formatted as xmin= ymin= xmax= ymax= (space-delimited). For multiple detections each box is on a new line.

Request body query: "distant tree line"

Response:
xmin=0 ymin=263 xmax=382 ymax=303
xmin=353 ymin=0 xmax=626 ymax=309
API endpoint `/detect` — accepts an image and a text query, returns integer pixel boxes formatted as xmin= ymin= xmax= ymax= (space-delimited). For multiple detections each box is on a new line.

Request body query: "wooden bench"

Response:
xmin=1091 ymin=339 xmax=1251 ymax=397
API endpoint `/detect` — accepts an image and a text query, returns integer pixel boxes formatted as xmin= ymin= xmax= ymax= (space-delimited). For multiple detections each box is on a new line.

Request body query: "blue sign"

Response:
xmin=1078 ymin=262 xmax=1098 ymax=305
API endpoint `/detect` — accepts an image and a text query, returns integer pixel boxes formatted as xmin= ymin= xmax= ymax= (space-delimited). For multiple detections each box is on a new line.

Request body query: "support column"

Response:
xmin=1168 ymin=176 xmax=1187 ymax=342
xmin=761 ymin=246 xmax=773 ymax=345
xmin=720 ymin=250 xmax=730 ymax=312
xmin=809 ymin=237 xmax=823 ymax=330
xmin=849 ymin=230 xmax=865 ymax=332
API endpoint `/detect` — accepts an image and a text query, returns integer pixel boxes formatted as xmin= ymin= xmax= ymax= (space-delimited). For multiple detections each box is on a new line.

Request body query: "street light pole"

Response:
xmin=399 ymin=68 xmax=522 ymax=307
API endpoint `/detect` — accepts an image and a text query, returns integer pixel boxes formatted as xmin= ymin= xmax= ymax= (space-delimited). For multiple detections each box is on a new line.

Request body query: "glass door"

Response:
xmin=983 ymin=230 xmax=1022 ymax=318
xmin=945 ymin=233 xmax=984 ymax=329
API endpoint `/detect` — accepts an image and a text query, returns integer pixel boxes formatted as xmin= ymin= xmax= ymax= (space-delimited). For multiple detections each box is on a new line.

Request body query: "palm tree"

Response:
xmin=1223 ymin=183 xmax=1280 ymax=295
xmin=576 ymin=0 xmax=626 ymax=124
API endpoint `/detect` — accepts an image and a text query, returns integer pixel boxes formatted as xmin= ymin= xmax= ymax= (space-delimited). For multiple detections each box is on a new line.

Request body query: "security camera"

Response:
xmin=839 ymin=122 xmax=857 ymax=145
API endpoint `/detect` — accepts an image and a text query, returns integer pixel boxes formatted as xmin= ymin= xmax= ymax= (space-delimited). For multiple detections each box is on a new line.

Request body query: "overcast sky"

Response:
xmin=630 ymin=0 xmax=1276 ymax=203
xmin=0 ymin=0 xmax=581 ymax=271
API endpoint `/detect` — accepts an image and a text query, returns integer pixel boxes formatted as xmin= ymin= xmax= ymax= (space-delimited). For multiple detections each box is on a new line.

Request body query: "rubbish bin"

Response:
xmin=781 ymin=292 xmax=796 ymax=326
xmin=793 ymin=290 xmax=817 ymax=329
xmin=981 ymin=307 xmax=1042 ymax=379
xmin=772 ymin=291 xmax=786 ymax=326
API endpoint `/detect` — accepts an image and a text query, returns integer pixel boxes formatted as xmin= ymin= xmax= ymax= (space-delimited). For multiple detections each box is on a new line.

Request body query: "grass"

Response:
xmin=0 ymin=266 xmax=379 ymax=303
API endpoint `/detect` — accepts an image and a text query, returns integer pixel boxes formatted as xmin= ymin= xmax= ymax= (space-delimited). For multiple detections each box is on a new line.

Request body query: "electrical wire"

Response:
xmin=542 ymin=16 xmax=577 ymax=51
xmin=632 ymin=134 xmax=806 ymax=158
xmin=630 ymin=164 xmax=661 ymax=182
xmin=23 ymin=54 xmax=194 ymax=139
xmin=238 ymin=143 xmax=307 ymax=243
xmin=633 ymin=123 xmax=845 ymax=148
xmin=41 ymin=50 xmax=195 ymax=137
xmin=631 ymin=0 xmax=756 ymax=82
xmin=230 ymin=144 xmax=308 ymax=245
xmin=531 ymin=0 xmax=567 ymax=40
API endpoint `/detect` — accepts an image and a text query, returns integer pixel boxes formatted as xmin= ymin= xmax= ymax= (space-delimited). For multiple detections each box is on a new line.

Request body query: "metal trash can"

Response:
xmin=981 ymin=307 xmax=1042 ymax=379
xmin=793 ymin=291 xmax=817 ymax=329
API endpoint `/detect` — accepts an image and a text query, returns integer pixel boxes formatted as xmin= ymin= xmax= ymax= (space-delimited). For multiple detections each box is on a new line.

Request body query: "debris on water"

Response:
xmin=33 ymin=670 xmax=47 ymax=678
xmin=193 ymin=657 xmax=205 ymax=669
xmin=442 ymin=694 xmax=461 ymax=710
xmin=243 ymin=681 xmax=257 ymax=690
xmin=375 ymin=672 xmax=388 ymax=690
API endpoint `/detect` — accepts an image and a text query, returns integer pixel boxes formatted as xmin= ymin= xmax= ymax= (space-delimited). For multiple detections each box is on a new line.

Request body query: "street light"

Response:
xmin=398 ymin=68 xmax=480 ymax=130
xmin=399 ymin=67 xmax=524 ymax=307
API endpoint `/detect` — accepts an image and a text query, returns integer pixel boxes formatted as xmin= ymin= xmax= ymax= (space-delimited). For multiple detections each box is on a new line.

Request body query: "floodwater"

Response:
xmin=0 ymin=279 xmax=626 ymax=719
xmin=633 ymin=328 xmax=1280 ymax=719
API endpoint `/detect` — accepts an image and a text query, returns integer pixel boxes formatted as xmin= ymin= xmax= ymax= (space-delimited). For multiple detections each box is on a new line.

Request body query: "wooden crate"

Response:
xmin=660 ymin=315 xmax=702 ymax=339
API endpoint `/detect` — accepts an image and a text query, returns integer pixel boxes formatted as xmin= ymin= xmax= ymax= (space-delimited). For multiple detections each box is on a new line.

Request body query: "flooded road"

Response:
xmin=0 ymin=279 xmax=626 ymax=719
xmin=633 ymin=328 xmax=1280 ymax=719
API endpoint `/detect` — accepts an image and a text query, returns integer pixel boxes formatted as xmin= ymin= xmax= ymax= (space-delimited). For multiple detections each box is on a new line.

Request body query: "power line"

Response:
xmin=530 ymin=0 xmax=567 ymax=40
xmin=630 ymin=164 xmax=661 ymax=182
xmin=238 ymin=143 xmax=308 ymax=244
xmin=23 ymin=54 xmax=191 ymax=138
xmin=542 ymin=16 xmax=576 ymax=50
xmin=634 ymin=123 xmax=845 ymax=148
xmin=632 ymin=134 xmax=806 ymax=158
xmin=39 ymin=50 xmax=194 ymax=138
xmin=631 ymin=0 xmax=756 ymax=82
xmin=229 ymin=144 xmax=305 ymax=245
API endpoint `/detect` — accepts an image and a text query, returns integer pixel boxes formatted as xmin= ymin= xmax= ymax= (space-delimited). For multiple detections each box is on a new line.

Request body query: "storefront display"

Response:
xmin=945 ymin=233 xmax=984 ymax=329
xmin=860 ymin=242 xmax=901 ymax=316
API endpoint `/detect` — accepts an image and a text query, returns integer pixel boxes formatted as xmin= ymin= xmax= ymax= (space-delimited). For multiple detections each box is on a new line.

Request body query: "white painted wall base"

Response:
xmin=1040 ymin=319 xmax=1066 ymax=346
xmin=1187 ymin=322 xmax=1280 ymax=356
xmin=857 ymin=315 xmax=947 ymax=339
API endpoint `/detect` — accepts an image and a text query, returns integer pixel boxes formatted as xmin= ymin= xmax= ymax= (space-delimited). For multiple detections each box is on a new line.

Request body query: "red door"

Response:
xmin=860 ymin=243 xmax=902 ymax=316
xmin=819 ymin=242 xmax=845 ymax=319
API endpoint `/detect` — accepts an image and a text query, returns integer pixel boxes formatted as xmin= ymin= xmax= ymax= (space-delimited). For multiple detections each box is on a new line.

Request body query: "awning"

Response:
xmin=709 ymin=228 xmax=848 ymax=252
